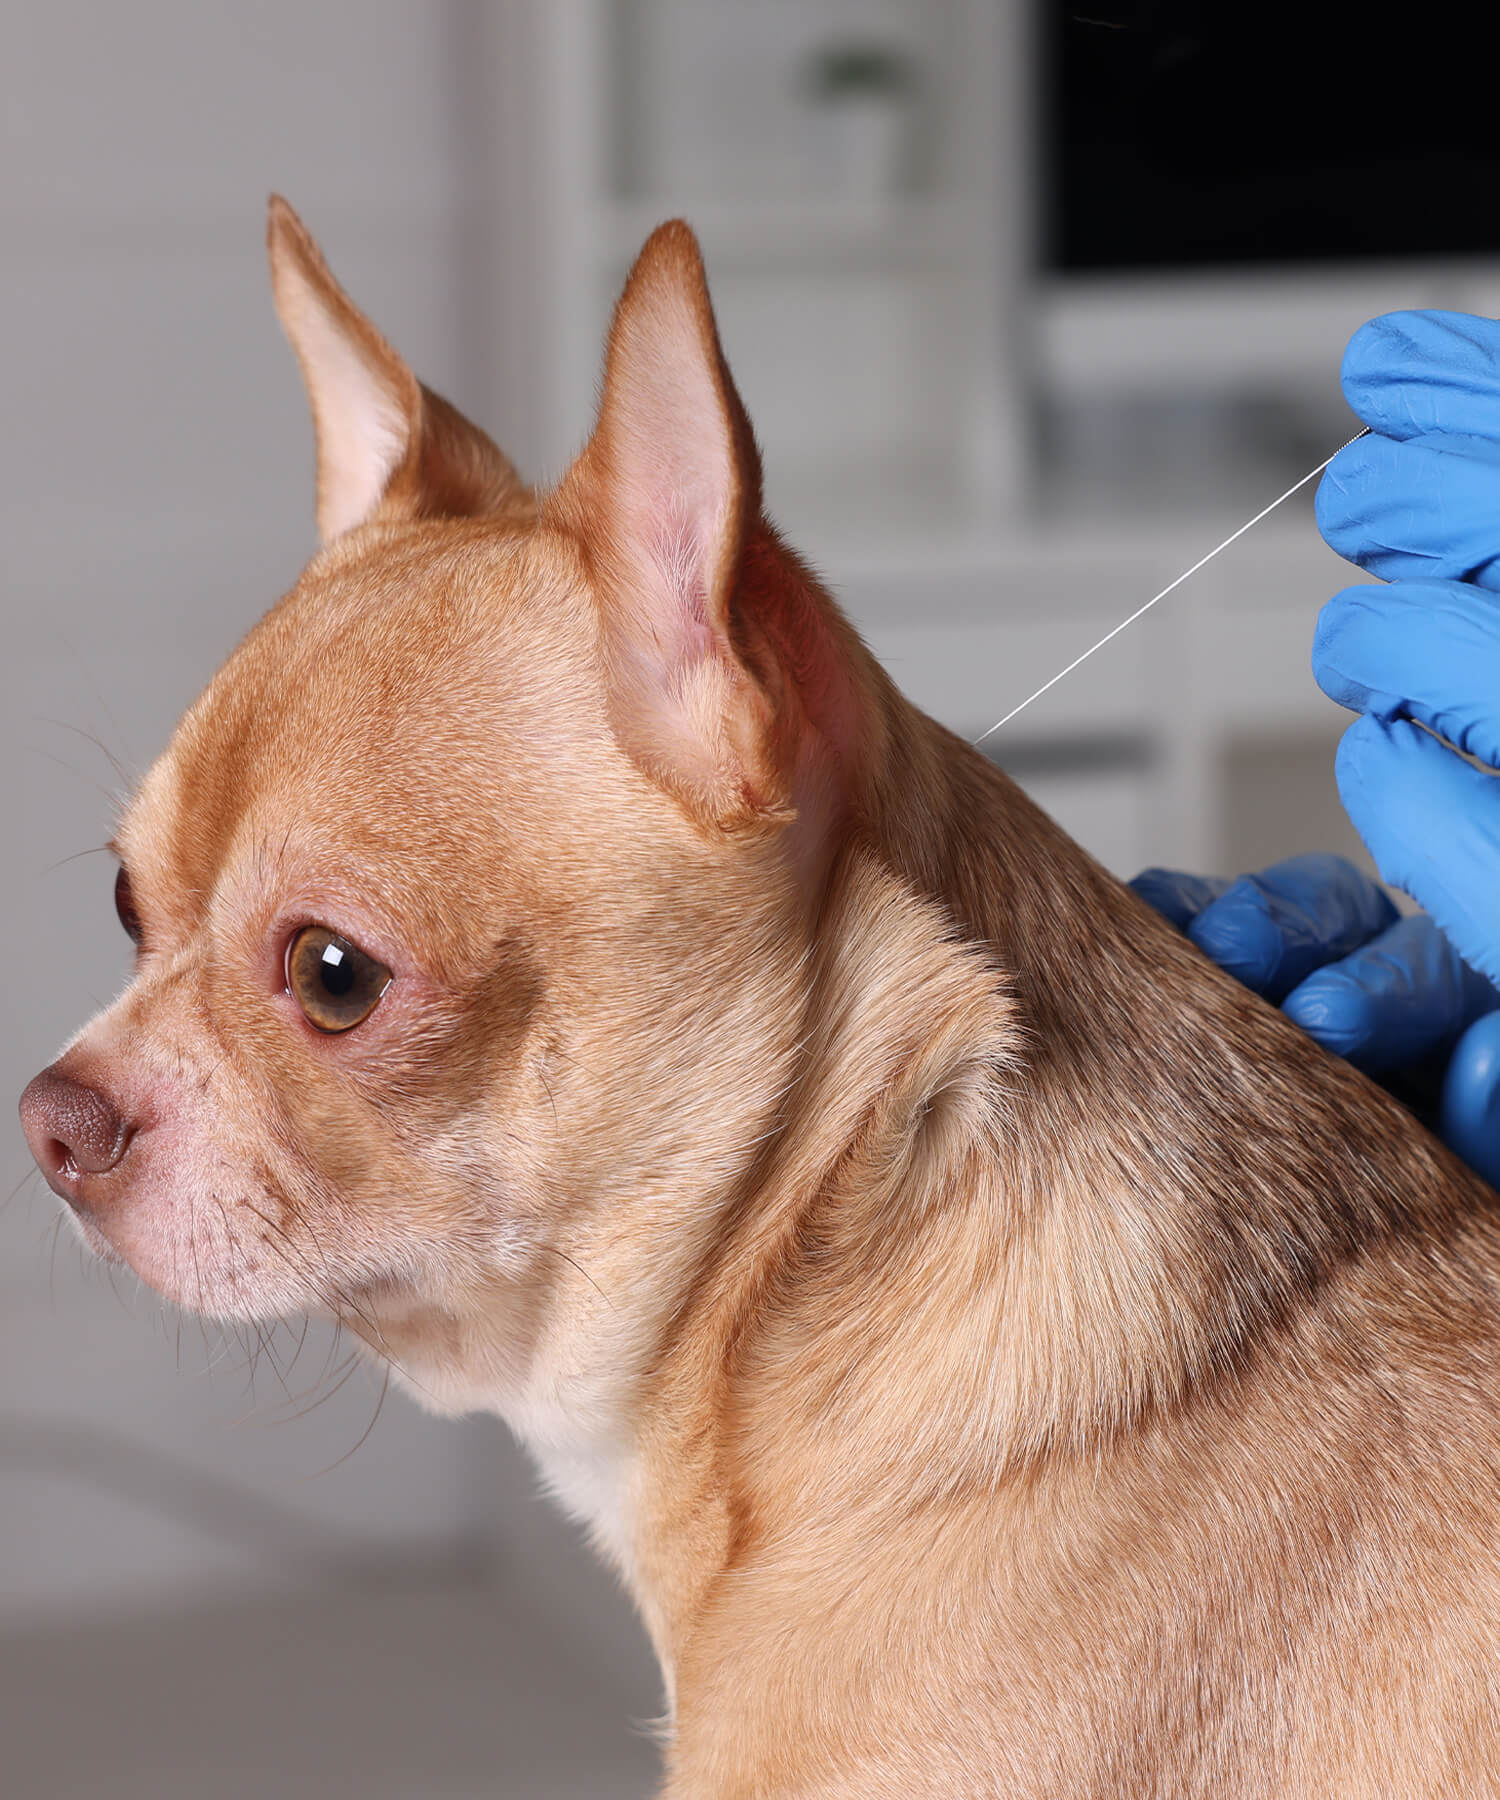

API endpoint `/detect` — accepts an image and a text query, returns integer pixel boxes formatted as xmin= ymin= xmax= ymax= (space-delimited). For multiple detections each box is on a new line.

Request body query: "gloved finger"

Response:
xmin=1340 ymin=312 xmax=1500 ymax=444
xmin=1316 ymin=432 xmax=1500 ymax=590
xmin=1336 ymin=714 xmax=1500 ymax=988
xmin=1186 ymin=853 xmax=1398 ymax=1004
xmin=1440 ymin=1011 xmax=1500 ymax=1192
xmin=1314 ymin=581 xmax=1500 ymax=769
xmin=1281 ymin=912 xmax=1500 ymax=1074
xmin=1128 ymin=868 xmax=1231 ymax=931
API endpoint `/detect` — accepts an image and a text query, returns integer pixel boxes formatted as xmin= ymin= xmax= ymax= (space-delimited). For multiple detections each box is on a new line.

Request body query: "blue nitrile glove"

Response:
xmin=1315 ymin=311 xmax=1500 ymax=984
xmin=1132 ymin=856 xmax=1500 ymax=1187
xmin=1309 ymin=308 xmax=1500 ymax=1183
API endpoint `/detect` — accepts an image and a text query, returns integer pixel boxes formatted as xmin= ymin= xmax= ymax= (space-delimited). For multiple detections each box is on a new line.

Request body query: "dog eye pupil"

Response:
xmin=286 ymin=926 xmax=390 ymax=1033
xmin=318 ymin=942 xmax=355 ymax=997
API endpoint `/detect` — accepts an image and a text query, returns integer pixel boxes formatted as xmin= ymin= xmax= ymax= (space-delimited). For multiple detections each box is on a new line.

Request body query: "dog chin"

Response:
xmin=63 ymin=1192 xmax=305 ymax=1325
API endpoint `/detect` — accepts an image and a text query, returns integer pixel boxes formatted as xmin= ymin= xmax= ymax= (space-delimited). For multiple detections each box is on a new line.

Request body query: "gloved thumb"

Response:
xmin=1440 ymin=1010 xmax=1500 ymax=1191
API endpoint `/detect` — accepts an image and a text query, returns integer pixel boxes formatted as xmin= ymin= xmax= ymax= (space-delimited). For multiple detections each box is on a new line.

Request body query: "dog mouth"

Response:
xmin=48 ymin=1173 xmax=317 ymax=1323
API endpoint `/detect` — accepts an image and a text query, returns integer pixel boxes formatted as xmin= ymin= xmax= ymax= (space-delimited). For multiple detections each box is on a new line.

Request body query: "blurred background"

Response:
xmin=4 ymin=3 xmax=1497 ymax=1795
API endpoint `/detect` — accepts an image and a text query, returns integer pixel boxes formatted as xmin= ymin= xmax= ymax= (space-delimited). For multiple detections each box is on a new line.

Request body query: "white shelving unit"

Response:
xmin=479 ymin=0 xmax=1030 ymax=511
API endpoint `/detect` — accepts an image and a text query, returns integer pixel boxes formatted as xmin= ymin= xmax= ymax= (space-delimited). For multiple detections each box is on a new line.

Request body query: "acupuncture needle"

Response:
xmin=973 ymin=426 xmax=1373 ymax=745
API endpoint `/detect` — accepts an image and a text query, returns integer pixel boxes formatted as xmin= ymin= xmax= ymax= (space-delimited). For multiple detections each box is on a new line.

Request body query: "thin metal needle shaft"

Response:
xmin=973 ymin=428 xmax=1371 ymax=746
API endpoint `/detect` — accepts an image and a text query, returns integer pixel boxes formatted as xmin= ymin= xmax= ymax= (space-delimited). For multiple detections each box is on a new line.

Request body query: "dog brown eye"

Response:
xmin=286 ymin=925 xmax=391 ymax=1033
xmin=114 ymin=866 xmax=143 ymax=946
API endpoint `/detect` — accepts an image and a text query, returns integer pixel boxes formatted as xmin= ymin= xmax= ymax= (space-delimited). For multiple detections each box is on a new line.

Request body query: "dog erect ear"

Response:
xmin=552 ymin=221 xmax=816 ymax=830
xmin=267 ymin=195 xmax=527 ymax=543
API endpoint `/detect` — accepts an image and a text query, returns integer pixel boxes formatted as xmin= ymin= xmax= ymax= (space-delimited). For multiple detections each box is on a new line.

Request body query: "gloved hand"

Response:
xmin=1315 ymin=311 xmax=1500 ymax=986
xmin=1307 ymin=307 xmax=1500 ymax=1185
xmin=1132 ymin=856 xmax=1500 ymax=1188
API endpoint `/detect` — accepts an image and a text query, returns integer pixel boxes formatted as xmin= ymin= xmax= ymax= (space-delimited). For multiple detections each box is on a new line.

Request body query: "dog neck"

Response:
xmin=610 ymin=682 xmax=1453 ymax=1685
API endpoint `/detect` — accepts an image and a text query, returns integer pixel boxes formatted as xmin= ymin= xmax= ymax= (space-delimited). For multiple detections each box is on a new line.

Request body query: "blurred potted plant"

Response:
xmin=805 ymin=40 xmax=920 ymax=205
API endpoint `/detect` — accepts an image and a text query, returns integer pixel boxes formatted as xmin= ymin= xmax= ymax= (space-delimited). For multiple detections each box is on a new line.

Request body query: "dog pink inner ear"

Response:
xmin=267 ymin=196 xmax=421 ymax=545
xmin=571 ymin=223 xmax=783 ymax=823
xmin=603 ymin=269 xmax=749 ymax=637
xmin=285 ymin=290 xmax=414 ymax=542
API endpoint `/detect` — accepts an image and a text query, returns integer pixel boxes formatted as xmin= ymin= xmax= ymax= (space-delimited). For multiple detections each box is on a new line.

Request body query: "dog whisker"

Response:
xmin=538 ymin=1242 xmax=615 ymax=1312
xmin=41 ymin=841 xmax=115 ymax=878
xmin=21 ymin=739 xmax=123 ymax=808
xmin=4 ymin=1162 xmax=43 ymax=1214
xmin=45 ymin=1211 xmax=66 ymax=1308
xmin=36 ymin=689 xmax=135 ymax=788
xmin=275 ymin=1345 xmax=367 ymax=1425
xmin=317 ymin=1360 xmax=392 ymax=1475
xmin=236 ymin=1199 xmax=437 ymax=1404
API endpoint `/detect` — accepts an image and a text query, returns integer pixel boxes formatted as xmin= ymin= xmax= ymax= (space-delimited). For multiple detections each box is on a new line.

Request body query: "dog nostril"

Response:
xmin=44 ymin=1138 xmax=77 ymax=1180
xmin=19 ymin=1067 xmax=135 ymax=1191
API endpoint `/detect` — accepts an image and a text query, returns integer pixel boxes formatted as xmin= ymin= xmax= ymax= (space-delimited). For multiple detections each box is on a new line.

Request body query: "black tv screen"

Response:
xmin=1043 ymin=2 xmax=1499 ymax=272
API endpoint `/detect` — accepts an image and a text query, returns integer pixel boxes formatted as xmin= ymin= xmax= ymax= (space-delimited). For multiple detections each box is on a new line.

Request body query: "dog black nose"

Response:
xmin=19 ymin=1065 xmax=136 ymax=1203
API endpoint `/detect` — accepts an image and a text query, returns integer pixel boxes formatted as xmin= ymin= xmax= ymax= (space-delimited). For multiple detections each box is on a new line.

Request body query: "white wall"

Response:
xmin=1 ymin=0 xmax=520 ymax=1628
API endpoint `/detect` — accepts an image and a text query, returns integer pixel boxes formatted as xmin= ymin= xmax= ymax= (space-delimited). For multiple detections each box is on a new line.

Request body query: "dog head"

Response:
xmin=19 ymin=199 xmax=867 ymax=1421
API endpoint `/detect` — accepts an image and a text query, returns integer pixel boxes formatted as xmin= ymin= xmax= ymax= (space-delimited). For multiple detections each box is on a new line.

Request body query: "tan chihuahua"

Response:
xmin=20 ymin=199 xmax=1500 ymax=1797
